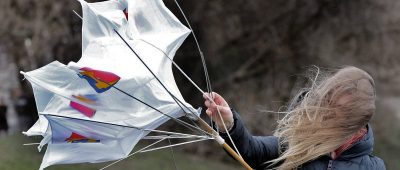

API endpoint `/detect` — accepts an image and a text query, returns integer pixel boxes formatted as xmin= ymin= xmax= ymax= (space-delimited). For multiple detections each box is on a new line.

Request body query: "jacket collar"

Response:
xmin=336 ymin=124 xmax=374 ymax=160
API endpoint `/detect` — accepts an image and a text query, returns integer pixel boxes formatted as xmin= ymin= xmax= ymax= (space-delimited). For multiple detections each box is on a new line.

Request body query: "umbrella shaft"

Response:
xmin=196 ymin=119 xmax=252 ymax=170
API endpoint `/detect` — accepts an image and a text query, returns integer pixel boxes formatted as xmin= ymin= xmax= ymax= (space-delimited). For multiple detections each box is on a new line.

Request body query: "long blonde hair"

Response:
xmin=270 ymin=66 xmax=375 ymax=169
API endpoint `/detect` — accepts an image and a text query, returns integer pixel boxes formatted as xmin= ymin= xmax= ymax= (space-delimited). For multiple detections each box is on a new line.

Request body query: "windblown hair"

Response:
xmin=270 ymin=66 xmax=376 ymax=170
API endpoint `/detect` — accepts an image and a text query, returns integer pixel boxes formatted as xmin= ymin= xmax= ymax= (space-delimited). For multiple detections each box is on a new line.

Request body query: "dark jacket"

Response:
xmin=220 ymin=110 xmax=386 ymax=170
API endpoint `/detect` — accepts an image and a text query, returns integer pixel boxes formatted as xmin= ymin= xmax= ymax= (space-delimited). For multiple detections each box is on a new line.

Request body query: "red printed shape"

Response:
xmin=65 ymin=132 xmax=100 ymax=143
xmin=79 ymin=67 xmax=120 ymax=93
xmin=123 ymin=8 xmax=128 ymax=20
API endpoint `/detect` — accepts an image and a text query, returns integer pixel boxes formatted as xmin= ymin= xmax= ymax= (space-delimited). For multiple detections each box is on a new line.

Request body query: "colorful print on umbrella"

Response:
xmin=78 ymin=67 xmax=120 ymax=93
xmin=70 ymin=94 xmax=98 ymax=117
xmin=65 ymin=132 xmax=100 ymax=143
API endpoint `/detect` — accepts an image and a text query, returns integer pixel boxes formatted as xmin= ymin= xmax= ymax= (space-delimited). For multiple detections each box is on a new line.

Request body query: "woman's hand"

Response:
xmin=203 ymin=92 xmax=234 ymax=132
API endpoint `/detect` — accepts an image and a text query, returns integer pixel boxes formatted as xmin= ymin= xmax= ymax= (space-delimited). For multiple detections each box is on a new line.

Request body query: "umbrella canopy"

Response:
xmin=21 ymin=0 xmax=199 ymax=169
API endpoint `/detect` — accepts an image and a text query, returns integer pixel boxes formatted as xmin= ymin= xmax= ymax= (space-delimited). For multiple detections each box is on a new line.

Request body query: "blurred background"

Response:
xmin=0 ymin=0 xmax=399 ymax=169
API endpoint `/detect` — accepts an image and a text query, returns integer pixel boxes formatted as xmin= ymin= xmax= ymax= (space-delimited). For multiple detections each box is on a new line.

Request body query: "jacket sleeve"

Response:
xmin=219 ymin=109 xmax=280 ymax=169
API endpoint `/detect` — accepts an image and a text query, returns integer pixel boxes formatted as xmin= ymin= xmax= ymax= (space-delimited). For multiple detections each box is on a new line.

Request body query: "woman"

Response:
xmin=204 ymin=66 xmax=385 ymax=170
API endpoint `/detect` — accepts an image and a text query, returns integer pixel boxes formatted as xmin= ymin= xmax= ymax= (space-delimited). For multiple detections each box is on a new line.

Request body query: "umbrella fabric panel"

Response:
xmin=39 ymin=115 xmax=144 ymax=170
xmin=76 ymin=36 xmax=190 ymax=106
xmin=126 ymin=0 xmax=190 ymax=56
xmin=22 ymin=61 xmax=188 ymax=126
xmin=79 ymin=0 xmax=128 ymax=53
xmin=23 ymin=115 xmax=49 ymax=137
xmin=75 ymin=37 xmax=160 ymax=84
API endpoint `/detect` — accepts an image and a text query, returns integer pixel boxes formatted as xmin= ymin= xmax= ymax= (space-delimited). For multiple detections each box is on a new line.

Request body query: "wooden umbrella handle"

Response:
xmin=196 ymin=118 xmax=253 ymax=170
xmin=222 ymin=142 xmax=253 ymax=170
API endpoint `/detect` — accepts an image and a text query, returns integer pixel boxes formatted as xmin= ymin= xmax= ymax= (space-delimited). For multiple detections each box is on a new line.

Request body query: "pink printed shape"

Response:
xmin=70 ymin=101 xmax=96 ymax=117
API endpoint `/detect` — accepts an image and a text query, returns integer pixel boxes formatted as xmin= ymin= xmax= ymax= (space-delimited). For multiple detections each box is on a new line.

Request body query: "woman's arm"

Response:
xmin=204 ymin=93 xmax=280 ymax=169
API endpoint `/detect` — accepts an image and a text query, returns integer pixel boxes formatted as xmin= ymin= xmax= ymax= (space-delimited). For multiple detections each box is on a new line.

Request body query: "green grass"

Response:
xmin=0 ymin=134 xmax=242 ymax=170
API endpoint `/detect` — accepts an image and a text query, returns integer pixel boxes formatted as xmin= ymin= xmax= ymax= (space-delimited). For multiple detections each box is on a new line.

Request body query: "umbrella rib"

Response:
xmin=71 ymin=10 xmax=209 ymax=136
xmin=138 ymin=39 xmax=205 ymax=95
xmin=142 ymin=135 xmax=211 ymax=140
xmin=110 ymin=85 xmax=211 ymax=136
xmin=72 ymin=10 xmax=82 ymax=19
xmin=173 ymin=0 xmax=212 ymax=94
xmin=101 ymin=138 xmax=210 ymax=170
xmin=139 ymin=138 xmax=210 ymax=153
xmin=100 ymin=138 xmax=166 ymax=170
xmin=25 ymin=70 xmax=210 ymax=136
xmin=43 ymin=114 xmax=210 ymax=137
xmin=139 ymin=39 xmax=218 ymax=131
xmin=168 ymin=137 xmax=179 ymax=170
xmin=113 ymin=29 xmax=191 ymax=115
xmin=171 ymin=1 xmax=243 ymax=158
xmin=113 ymin=30 xmax=209 ymax=135
xmin=172 ymin=0 xmax=220 ymax=139
xmin=75 ymin=7 xmax=202 ymax=128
